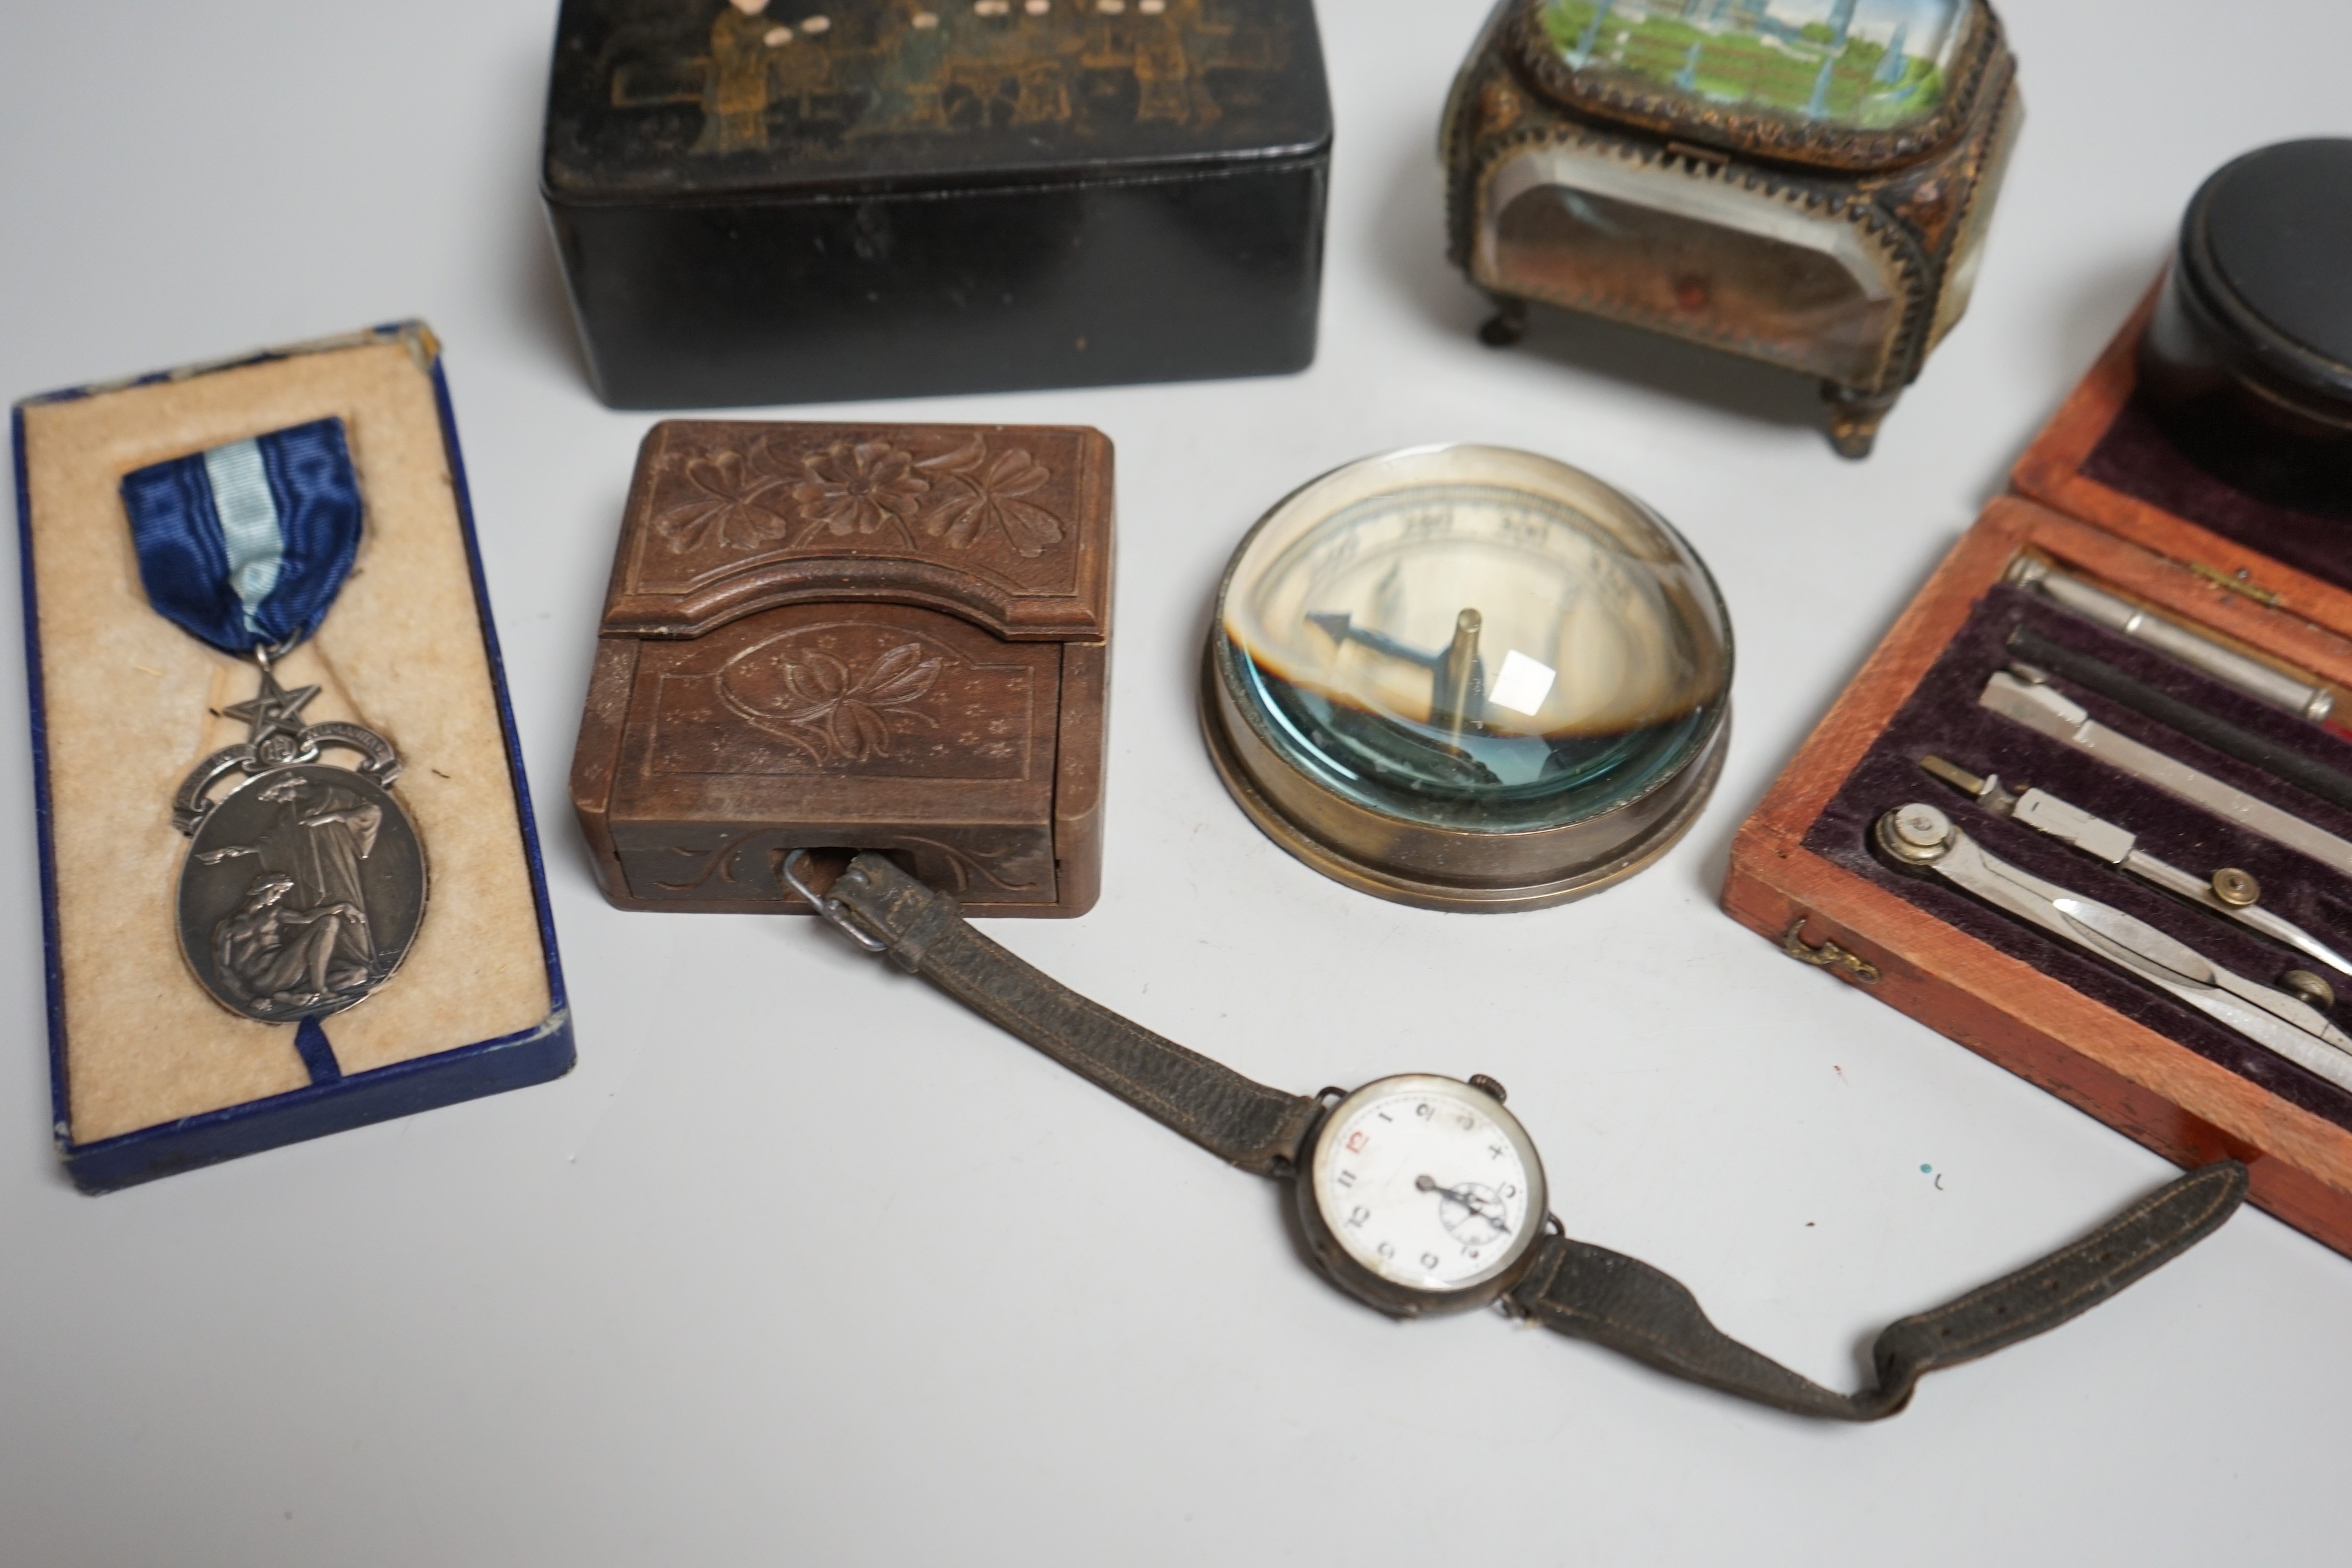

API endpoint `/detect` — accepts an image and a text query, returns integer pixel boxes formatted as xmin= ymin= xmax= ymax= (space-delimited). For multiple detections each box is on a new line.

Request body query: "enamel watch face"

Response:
xmin=1303 ymin=1075 xmax=1549 ymax=1314
xmin=1204 ymin=445 xmax=1731 ymax=910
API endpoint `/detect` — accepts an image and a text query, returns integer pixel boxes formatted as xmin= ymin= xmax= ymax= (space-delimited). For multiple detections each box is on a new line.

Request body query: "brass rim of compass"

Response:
xmin=1198 ymin=642 xmax=1729 ymax=914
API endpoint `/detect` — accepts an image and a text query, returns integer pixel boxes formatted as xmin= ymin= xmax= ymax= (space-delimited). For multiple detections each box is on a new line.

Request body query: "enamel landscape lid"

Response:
xmin=1510 ymin=0 xmax=2004 ymax=169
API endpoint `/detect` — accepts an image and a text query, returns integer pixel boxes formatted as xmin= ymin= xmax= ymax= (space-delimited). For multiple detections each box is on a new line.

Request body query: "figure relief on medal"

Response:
xmin=197 ymin=774 xmax=385 ymax=1016
xmin=172 ymin=665 xmax=431 ymax=1025
xmin=604 ymin=0 xmax=1281 ymax=154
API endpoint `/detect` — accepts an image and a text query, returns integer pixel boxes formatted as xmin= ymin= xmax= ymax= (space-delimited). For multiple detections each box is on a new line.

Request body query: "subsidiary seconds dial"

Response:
xmin=1303 ymin=1074 xmax=1549 ymax=1310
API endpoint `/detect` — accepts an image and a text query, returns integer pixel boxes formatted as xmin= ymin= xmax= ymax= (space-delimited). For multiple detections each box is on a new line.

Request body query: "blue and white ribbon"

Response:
xmin=119 ymin=418 xmax=363 ymax=654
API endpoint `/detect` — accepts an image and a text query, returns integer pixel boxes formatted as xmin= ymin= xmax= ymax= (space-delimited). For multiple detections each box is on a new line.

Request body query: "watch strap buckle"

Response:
xmin=781 ymin=849 xmax=888 ymax=953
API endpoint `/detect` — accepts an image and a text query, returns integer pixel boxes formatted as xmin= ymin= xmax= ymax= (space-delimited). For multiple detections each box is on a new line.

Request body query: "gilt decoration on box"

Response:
xmin=599 ymin=0 xmax=1281 ymax=158
xmin=543 ymin=0 xmax=1331 ymax=407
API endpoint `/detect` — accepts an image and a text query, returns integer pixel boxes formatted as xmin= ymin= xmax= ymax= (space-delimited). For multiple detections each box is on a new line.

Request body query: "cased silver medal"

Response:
xmin=172 ymin=656 xmax=427 ymax=1022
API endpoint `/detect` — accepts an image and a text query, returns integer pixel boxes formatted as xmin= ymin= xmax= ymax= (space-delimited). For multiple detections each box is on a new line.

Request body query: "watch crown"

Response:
xmin=1468 ymin=1073 xmax=1507 ymax=1104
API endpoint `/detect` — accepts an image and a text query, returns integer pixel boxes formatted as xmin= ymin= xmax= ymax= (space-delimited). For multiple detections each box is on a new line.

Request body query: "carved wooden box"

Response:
xmin=1724 ymin=290 xmax=2352 ymax=1257
xmin=571 ymin=420 xmax=1113 ymax=918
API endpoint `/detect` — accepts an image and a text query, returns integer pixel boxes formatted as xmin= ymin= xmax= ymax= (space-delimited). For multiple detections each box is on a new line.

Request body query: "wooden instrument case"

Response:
xmin=1726 ymin=292 xmax=2352 ymax=1256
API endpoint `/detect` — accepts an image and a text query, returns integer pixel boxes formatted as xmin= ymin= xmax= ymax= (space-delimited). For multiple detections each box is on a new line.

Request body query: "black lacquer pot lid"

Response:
xmin=2182 ymin=139 xmax=2352 ymax=409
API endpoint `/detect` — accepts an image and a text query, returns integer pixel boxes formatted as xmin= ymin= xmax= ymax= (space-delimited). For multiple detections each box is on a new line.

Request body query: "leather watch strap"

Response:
xmin=809 ymin=850 xmax=2248 ymax=1418
xmin=827 ymin=853 xmax=1322 ymax=1176
xmin=1506 ymin=1159 xmax=2248 ymax=1419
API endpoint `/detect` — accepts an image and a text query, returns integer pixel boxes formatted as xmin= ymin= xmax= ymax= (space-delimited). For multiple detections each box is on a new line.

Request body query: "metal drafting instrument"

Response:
xmin=1876 ymin=803 xmax=2352 ymax=1095
xmin=2007 ymin=624 xmax=2352 ymax=815
xmin=1919 ymin=755 xmax=2352 ymax=977
xmin=2006 ymin=557 xmax=2336 ymax=724
xmin=1980 ymin=671 xmax=2352 ymax=880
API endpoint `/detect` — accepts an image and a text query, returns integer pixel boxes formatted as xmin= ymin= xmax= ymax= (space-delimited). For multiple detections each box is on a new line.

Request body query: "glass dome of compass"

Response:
xmin=1203 ymin=447 xmax=1732 ymax=912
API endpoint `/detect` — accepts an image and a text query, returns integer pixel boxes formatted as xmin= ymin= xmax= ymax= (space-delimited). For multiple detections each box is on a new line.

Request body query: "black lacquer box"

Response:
xmin=542 ymin=0 xmax=1331 ymax=409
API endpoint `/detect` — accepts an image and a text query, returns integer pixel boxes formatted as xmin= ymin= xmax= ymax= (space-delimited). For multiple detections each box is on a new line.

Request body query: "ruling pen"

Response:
xmin=2007 ymin=623 xmax=2352 ymax=816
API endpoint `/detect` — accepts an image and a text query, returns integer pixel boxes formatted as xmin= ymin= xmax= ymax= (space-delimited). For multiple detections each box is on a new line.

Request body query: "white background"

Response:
xmin=3 ymin=3 xmax=2347 ymax=1564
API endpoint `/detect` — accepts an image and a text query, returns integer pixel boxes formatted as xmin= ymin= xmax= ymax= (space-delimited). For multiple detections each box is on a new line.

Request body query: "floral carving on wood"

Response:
xmin=916 ymin=434 xmax=1065 ymax=558
xmin=648 ymin=430 xmax=1072 ymax=571
xmin=719 ymin=640 xmax=944 ymax=765
xmin=654 ymin=450 xmax=791 ymax=553
xmin=787 ymin=440 xmax=929 ymax=541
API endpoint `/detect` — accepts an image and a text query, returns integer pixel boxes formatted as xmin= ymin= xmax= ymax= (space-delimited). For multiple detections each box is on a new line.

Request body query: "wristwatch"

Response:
xmin=790 ymin=851 xmax=2246 ymax=1420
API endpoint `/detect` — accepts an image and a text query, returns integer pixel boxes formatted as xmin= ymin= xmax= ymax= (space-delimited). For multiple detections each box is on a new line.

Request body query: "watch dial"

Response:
xmin=1309 ymin=1076 xmax=1547 ymax=1297
xmin=1217 ymin=447 xmax=1730 ymax=835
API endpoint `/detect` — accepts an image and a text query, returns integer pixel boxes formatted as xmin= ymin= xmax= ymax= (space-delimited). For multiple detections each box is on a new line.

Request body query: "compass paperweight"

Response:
xmin=1202 ymin=445 xmax=1732 ymax=912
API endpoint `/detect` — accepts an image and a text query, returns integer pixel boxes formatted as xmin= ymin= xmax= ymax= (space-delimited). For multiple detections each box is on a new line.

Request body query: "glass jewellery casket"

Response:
xmin=542 ymin=0 xmax=1331 ymax=409
xmin=1202 ymin=446 xmax=1733 ymax=912
xmin=1442 ymin=0 xmax=2021 ymax=457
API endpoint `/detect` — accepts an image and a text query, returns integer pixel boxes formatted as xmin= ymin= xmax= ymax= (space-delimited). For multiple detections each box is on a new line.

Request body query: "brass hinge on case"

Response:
xmin=2189 ymin=561 xmax=2284 ymax=608
xmin=1781 ymin=918 xmax=1882 ymax=984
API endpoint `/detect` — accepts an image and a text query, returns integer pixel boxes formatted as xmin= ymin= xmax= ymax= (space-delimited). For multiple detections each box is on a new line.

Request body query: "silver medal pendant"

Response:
xmin=172 ymin=656 xmax=427 ymax=1023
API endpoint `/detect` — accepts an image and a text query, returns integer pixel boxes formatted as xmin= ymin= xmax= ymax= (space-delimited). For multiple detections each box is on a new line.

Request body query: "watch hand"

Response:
xmin=1416 ymin=1174 xmax=1511 ymax=1232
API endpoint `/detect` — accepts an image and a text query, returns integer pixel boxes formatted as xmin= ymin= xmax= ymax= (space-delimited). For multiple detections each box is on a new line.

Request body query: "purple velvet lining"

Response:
xmin=1803 ymin=583 xmax=2352 ymax=1132
xmin=2082 ymin=394 xmax=2352 ymax=591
